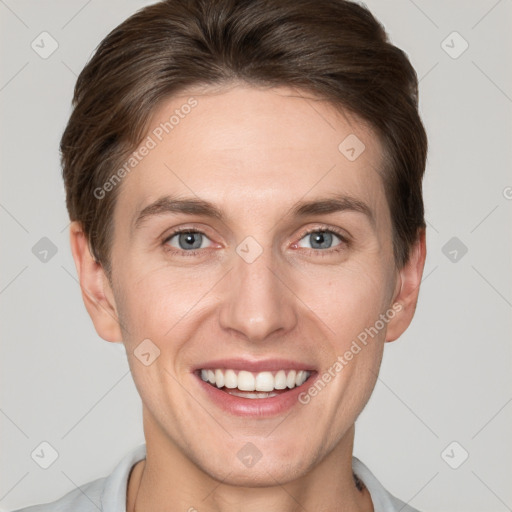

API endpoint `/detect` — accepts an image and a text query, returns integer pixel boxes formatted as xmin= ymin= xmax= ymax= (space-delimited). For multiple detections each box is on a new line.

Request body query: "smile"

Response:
xmin=193 ymin=359 xmax=318 ymax=416
xmin=199 ymin=369 xmax=312 ymax=398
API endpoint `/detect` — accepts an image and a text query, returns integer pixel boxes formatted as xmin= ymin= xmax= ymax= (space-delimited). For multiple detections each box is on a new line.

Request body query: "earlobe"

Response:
xmin=69 ymin=221 xmax=123 ymax=342
xmin=385 ymin=228 xmax=427 ymax=343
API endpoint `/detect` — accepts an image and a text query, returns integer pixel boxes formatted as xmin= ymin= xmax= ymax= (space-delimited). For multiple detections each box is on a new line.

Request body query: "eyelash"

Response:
xmin=162 ymin=226 xmax=349 ymax=258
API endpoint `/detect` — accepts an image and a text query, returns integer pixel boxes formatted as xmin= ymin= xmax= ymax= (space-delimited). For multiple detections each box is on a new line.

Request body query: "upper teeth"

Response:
xmin=200 ymin=369 xmax=311 ymax=391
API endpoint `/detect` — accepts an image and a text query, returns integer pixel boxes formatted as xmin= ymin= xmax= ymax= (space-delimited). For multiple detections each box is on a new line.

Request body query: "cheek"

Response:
xmin=295 ymin=259 xmax=394 ymax=344
xmin=113 ymin=270 xmax=196 ymax=412
xmin=115 ymin=262 xmax=218 ymax=342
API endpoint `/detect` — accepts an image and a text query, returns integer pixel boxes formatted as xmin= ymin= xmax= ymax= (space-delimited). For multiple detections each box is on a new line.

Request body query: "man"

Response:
xmin=14 ymin=0 xmax=427 ymax=510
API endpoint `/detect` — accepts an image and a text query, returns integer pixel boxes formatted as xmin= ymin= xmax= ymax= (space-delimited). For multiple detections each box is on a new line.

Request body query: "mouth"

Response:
xmin=192 ymin=359 xmax=317 ymax=417
xmin=198 ymin=368 xmax=313 ymax=398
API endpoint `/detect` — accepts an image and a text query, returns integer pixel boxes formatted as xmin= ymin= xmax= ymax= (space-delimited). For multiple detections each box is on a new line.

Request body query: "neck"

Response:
xmin=128 ymin=414 xmax=373 ymax=512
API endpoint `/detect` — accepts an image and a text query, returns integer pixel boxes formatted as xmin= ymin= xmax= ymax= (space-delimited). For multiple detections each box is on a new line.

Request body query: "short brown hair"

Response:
xmin=61 ymin=0 xmax=427 ymax=273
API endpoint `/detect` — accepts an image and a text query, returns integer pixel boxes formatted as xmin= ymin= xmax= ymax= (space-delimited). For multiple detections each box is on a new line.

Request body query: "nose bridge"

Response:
xmin=218 ymin=235 xmax=297 ymax=342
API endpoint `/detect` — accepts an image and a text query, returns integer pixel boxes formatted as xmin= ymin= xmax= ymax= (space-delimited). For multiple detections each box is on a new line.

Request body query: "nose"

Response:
xmin=218 ymin=242 xmax=298 ymax=343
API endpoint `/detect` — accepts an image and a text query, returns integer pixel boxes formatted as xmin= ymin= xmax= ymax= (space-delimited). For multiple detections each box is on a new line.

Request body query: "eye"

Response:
xmin=295 ymin=228 xmax=346 ymax=252
xmin=164 ymin=229 xmax=213 ymax=253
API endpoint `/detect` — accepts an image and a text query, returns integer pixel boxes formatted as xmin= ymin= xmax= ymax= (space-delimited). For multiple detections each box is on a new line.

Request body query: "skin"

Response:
xmin=70 ymin=83 xmax=426 ymax=512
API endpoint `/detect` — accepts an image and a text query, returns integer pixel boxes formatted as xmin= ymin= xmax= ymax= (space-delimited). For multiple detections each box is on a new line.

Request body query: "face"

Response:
xmin=78 ymin=83 xmax=417 ymax=486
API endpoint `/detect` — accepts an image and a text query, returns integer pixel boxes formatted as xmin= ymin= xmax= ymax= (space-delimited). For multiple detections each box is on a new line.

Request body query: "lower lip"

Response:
xmin=194 ymin=372 xmax=317 ymax=417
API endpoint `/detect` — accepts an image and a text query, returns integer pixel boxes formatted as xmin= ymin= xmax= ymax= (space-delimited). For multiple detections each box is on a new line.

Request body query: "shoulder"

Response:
xmin=352 ymin=456 xmax=421 ymax=512
xmin=10 ymin=477 xmax=106 ymax=512
xmin=11 ymin=444 xmax=147 ymax=512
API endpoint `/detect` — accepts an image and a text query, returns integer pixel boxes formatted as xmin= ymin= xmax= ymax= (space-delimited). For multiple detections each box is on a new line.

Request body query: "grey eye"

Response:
xmin=297 ymin=231 xmax=342 ymax=250
xmin=166 ymin=231 xmax=211 ymax=250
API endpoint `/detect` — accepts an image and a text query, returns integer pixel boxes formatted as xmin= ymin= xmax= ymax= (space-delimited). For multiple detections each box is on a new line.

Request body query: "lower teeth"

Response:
xmin=225 ymin=389 xmax=279 ymax=399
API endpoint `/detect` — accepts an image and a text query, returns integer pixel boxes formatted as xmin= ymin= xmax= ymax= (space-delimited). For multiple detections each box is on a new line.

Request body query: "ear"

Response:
xmin=385 ymin=227 xmax=427 ymax=343
xmin=69 ymin=221 xmax=123 ymax=342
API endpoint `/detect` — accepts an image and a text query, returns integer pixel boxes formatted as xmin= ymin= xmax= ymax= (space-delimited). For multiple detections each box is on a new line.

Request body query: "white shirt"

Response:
xmin=12 ymin=444 xmax=420 ymax=512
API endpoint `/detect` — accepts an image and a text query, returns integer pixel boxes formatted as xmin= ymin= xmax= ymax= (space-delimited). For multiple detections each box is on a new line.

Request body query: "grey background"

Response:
xmin=1 ymin=1 xmax=511 ymax=511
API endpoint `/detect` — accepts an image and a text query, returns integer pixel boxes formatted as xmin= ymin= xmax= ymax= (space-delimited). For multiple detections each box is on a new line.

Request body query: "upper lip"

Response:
xmin=193 ymin=358 xmax=316 ymax=373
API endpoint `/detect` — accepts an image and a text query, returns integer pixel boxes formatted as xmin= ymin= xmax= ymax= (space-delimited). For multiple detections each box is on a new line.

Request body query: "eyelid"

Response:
xmin=162 ymin=226 xmax=215 ymax=251
xmin=296 ymin=225 xmax=349 ymax=243
xmin=291 ymin=225 xmax=349 ymax=254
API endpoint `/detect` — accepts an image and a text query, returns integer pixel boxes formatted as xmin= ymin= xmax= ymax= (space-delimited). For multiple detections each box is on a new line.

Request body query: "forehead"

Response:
xmin=114 ymin=84 xmax=390 ymax=229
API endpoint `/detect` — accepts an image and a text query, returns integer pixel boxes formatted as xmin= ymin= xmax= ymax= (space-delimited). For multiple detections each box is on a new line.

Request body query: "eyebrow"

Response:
xmin=133 ymin=193 xmax=374 ymax=230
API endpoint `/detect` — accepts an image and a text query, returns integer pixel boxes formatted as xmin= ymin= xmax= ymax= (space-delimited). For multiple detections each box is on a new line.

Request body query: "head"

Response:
xmin=63 ymin=0 xmax=427 ymax=486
